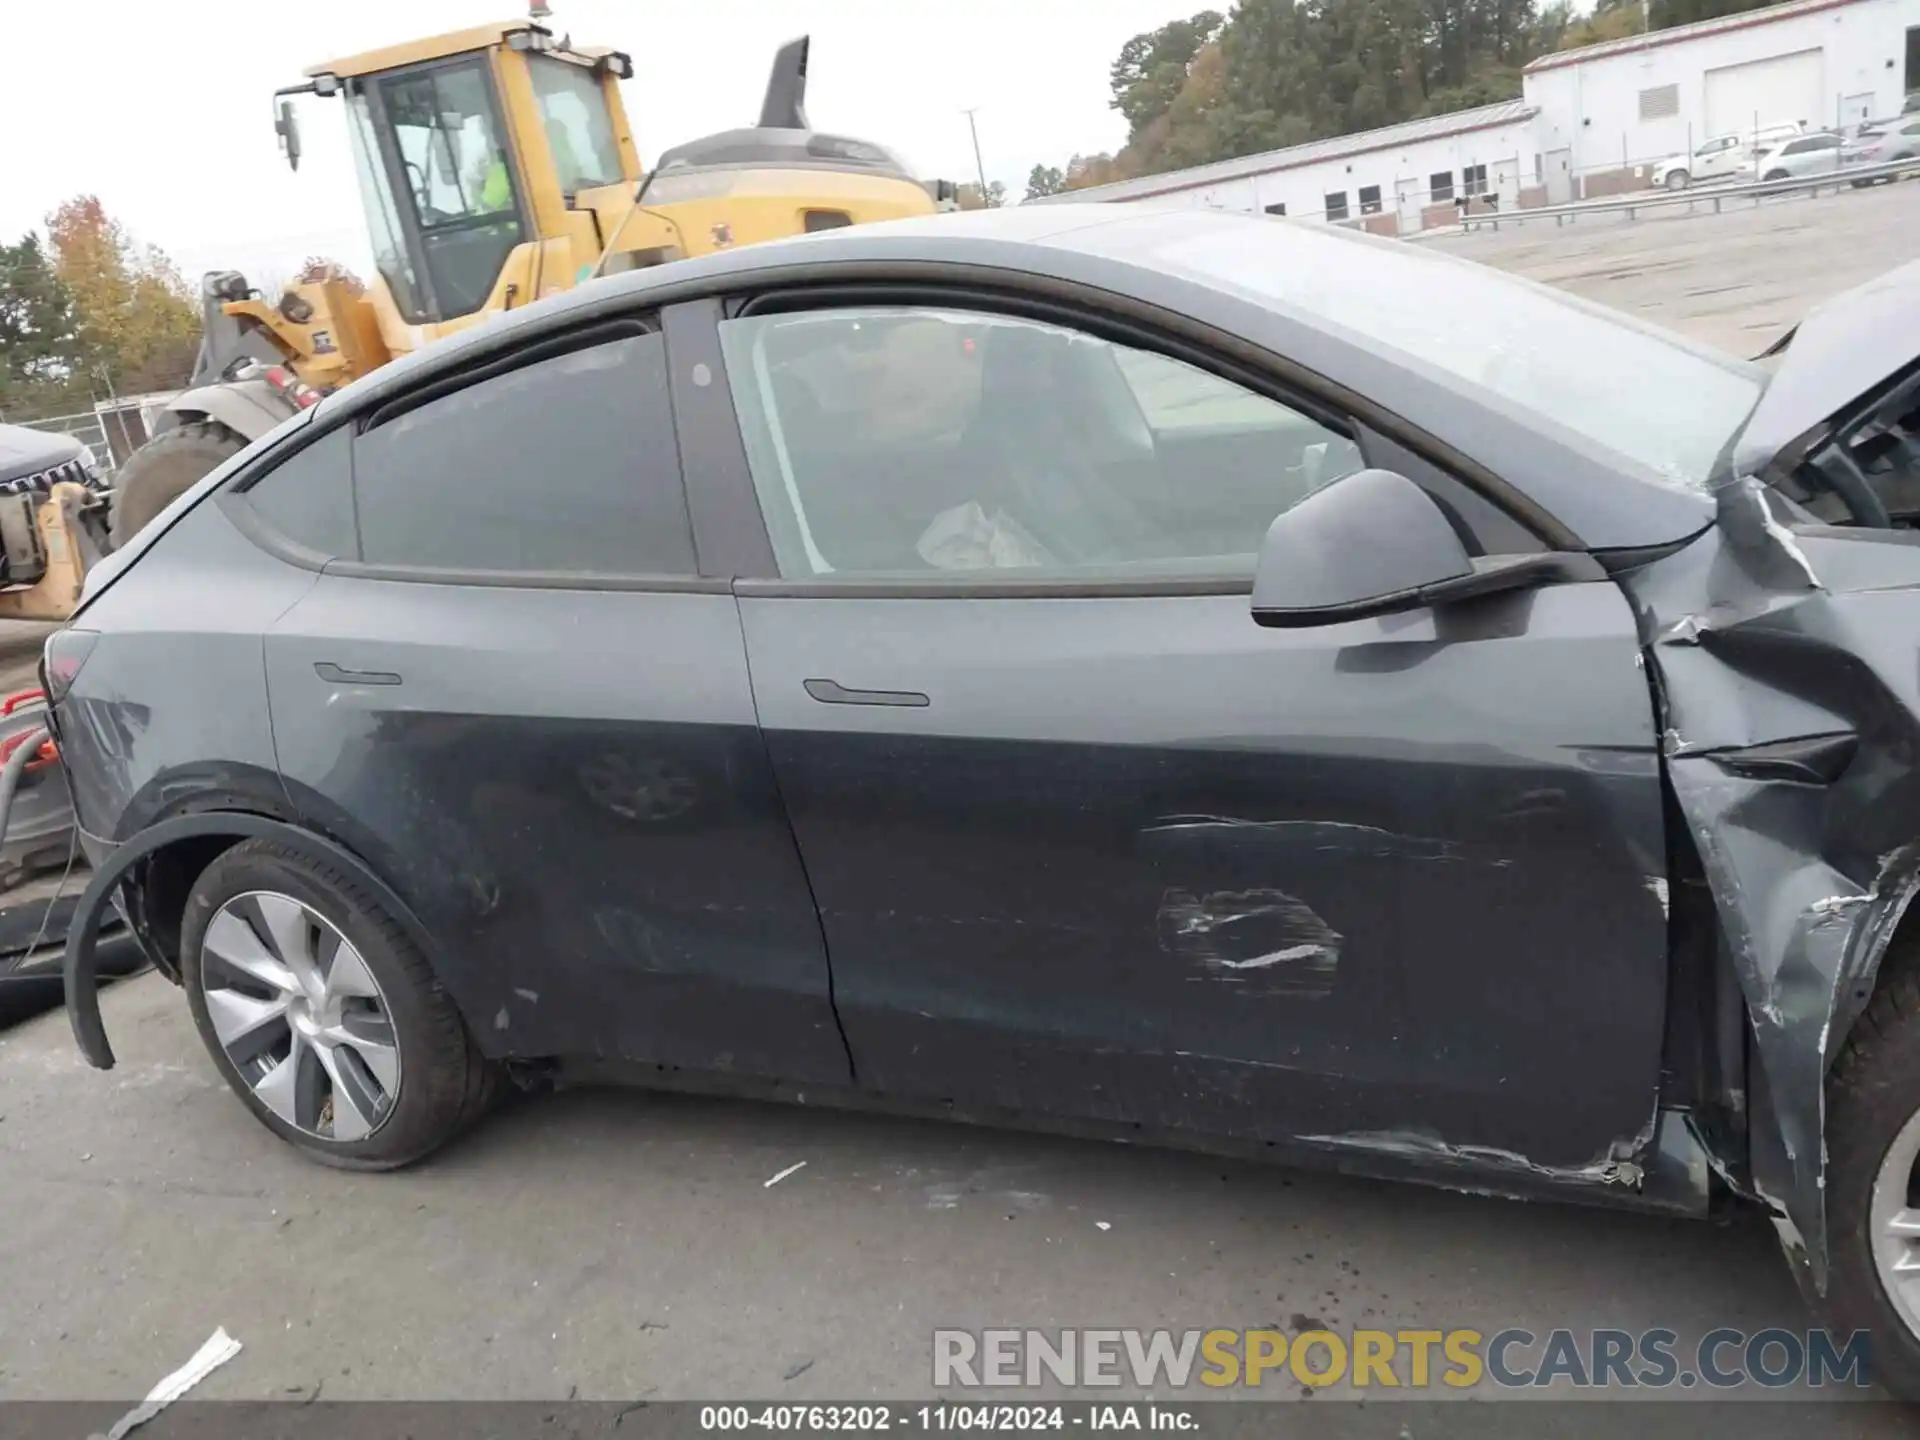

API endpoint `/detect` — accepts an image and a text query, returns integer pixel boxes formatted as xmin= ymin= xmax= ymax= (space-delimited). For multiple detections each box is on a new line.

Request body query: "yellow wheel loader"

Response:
xmin=102 ymin=17 xmax=956 ymax=549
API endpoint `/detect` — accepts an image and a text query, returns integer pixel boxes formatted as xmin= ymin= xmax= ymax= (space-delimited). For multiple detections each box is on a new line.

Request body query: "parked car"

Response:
xmin=1754 ymin=129 xmax=1849 ymax=182
xmin=1847 ymin=115 xmax=1920 ymax=181
xmin=45 ymin=207 xmax=1920 ymax=1394
xmin=1652 ymin=121 xmax=1803 ymax=190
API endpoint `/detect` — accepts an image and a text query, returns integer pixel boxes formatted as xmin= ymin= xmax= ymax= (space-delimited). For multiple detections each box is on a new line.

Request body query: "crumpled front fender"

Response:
xmin=1621 ymin=479 xmax=1920 ymax=1292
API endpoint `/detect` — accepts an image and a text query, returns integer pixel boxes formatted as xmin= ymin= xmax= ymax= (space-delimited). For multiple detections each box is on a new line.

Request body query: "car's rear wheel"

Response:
xmin=1665 ymin=170 xmax=1691 ymax=191
xmin=181 ymin=838 xmax=498 ymax=1169
xmin=1826 ymin=948 xmax=1920 ymax=1398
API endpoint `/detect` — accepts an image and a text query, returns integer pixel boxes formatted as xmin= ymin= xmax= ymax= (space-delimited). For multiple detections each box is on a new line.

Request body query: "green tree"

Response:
xmin=1647 ymin=0 xmax=1774 ymax=29
xmin=0 ymin=234 xmax=85 ymax=409
xmin=955 ymin=180 xmax=1009 ymax=210
xmin=45 ymin=195 xmax=201 ymax=393
xmin=1025 ymin=164 xmax=1067 ymax=200
xmin=1558 ymin=0 xmax=1646 ymax=48
xmin=1110 ymin=11 xmax=1228 ymax=139
xmin=1037 ymin=0 xmax=1588 ymax=193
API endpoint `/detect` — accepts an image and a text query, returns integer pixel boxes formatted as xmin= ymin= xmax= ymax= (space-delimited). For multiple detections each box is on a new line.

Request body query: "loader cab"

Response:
xmin=301 ymin=22 xmax=640 ymax=347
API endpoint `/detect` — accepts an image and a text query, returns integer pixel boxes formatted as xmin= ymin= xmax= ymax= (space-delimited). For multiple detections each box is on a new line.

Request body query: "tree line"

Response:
xmin=0 ymin=197 xmax=202 ymax=422
xmin=1024 ymin=0 xmax=1777 ymax=199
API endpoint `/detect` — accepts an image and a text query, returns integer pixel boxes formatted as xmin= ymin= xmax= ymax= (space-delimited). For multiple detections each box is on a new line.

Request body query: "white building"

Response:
xmin=1031 ymin=0 xmax=1920 ymax=229
xmin=1024 ymin=100 xmax=1541 ymax=228
xmin=1526 ymin=0 xmax=1920 ymax=199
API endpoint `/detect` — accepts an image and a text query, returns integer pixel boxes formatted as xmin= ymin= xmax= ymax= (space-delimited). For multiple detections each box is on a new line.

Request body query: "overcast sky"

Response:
xmin=0 ymin=0 xmax=1184 ymax=288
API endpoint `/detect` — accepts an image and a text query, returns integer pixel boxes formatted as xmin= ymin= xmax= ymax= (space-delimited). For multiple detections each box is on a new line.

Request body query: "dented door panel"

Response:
xmin=740 ymin=580 xmax=1669 ymax=1177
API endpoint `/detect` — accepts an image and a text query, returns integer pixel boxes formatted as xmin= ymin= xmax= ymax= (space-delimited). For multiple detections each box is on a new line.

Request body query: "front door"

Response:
xmin=1544 ymin=148 xmax=1573 ymax=205
xmin=256 ymin=320 xmax=848 ymax=1083
xmin=709 ymin=297 xmax=1673 ymax=1171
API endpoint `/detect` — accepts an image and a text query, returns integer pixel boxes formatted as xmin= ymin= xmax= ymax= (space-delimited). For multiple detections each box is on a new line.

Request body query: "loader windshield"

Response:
xmin=346 ymin=56 xmax=527 ymax=324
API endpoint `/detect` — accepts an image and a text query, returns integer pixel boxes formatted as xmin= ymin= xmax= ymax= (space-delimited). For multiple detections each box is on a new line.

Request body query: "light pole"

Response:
xmin=962 ymin=108 xmax=992 ymax=205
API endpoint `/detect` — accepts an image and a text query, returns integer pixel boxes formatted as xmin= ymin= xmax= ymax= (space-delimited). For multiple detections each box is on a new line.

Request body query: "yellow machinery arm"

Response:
xmin=0 ymin=483 xmax=109 ymax=622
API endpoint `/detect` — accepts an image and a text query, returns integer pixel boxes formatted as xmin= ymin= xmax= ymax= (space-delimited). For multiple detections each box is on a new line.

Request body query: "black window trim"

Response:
xmin=225 ymin=316 xmax=716 ymax=592
xmin=704 ymin=277 xmax=1572 ymax=597
xmin=361 ymin=317 xmax=657 ymax=432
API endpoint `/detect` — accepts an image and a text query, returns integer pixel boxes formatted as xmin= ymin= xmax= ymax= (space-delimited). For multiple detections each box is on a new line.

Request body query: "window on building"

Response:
xmin=1357 ymin=185 xmax=1382 ymax=215
xmin=352 ymin=327 xmax=697 ymax=576
xmin=1263 ymin=201 xmax=1287 ymax=216
xmin=1639 ymin=84 xmax=1681 ymax=121
xmin=1430 ymin=170 xmax=1454 ymax=203
xmin=1324 ymin=190 xmax=1349 ymax=221
xmin=1462 ymin=164 xmax=1489 ymax=197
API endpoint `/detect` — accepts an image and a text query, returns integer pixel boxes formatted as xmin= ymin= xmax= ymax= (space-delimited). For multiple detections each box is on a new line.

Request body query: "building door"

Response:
xmin=1704 ymin=49 xmax=1824 ymax=137
xmin=1394 ymin=177 xmax=1423 ymax=230
xmin=1842 ymin=92 xmax=1875 ymax=129
xmin=1543 ymin=147 xmax=1573 ymax=205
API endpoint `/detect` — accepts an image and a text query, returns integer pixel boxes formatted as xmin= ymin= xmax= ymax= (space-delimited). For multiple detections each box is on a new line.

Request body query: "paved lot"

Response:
xmin=0 ymin=977 xmax=1895 ymax=1418
xmin=5 ymin=190 xmax=1920 ymax=1424
xmin=1425 ymin=178 xmax=1920 ymax=358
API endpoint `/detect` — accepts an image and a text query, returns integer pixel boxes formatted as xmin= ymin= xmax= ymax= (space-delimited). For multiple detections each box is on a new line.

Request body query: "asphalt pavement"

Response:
xmin=0 ymin=974 xmax=1876 ymax=1411
xmin=1426 ymin=176 xmax=1920 ymax=358
xmin=4 ymin=179 xmax=1920 ymax=1426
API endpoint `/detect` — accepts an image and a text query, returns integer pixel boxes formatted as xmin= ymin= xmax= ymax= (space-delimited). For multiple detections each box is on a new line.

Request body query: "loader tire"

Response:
xmin=109 ymin=420 xmax=247 ymax=548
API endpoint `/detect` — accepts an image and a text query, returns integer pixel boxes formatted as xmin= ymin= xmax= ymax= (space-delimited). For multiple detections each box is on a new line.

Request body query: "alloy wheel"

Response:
xmin=197 ymin=891 xmax=401 ymax=1142
xmin=1872 ymin=1104 xmax=1920 ymax=1342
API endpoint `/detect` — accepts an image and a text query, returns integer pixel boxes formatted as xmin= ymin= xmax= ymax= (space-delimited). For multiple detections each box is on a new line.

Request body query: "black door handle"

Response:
xmin=804 ymin=678 xmax=929 ymax=708
xmin=314 ymin=662 xmax=403 ymax=687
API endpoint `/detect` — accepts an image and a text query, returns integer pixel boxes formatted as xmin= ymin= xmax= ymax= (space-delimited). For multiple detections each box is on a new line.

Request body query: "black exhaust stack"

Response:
xmin=758 ymin=35 xmax=810 ymax=130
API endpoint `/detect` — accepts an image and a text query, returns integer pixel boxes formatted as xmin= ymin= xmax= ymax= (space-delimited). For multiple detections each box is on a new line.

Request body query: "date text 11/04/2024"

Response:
xmin=700 ymin=1406 xmax=1194 ymax=1431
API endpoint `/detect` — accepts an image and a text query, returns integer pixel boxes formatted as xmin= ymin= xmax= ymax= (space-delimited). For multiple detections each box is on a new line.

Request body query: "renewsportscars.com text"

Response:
xmin=933 ymin=1327 xmax=1873 ymax=1391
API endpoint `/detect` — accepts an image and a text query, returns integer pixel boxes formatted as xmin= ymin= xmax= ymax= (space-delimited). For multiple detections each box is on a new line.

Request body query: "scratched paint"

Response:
xmin=1297 ymin=1117 xmax=1652 ymax=1188
xmin=1157 ymin=887 xmax=1342 ymax=998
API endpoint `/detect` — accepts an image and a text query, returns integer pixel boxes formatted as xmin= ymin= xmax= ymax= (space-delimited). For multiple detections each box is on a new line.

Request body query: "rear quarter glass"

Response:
xmin=74 ymin=409 xmax=314 ymax=617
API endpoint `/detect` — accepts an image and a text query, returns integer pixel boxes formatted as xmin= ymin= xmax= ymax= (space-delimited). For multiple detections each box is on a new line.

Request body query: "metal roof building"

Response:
xmin=1028 ymin=0 xmax=1920 ymax=232
xmin=1025 ymin=99 xmax=1541 ymax=231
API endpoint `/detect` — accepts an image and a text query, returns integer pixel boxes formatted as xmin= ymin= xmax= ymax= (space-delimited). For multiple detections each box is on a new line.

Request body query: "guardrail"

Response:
xmin=1461 ymin=155 xmax=1920 ymax=230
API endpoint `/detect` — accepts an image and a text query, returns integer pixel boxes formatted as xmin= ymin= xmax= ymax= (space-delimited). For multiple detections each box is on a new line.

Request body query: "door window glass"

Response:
xmin=376 ymin=60 xmax=525 ymax=320
xmin=717 ymin=307 xmax=1364 ymax=579
xmin=527 ymin=55 xmax=624 ymax=193
xmin=352 ymin=328 xmax=696 ymax=577
xmin=238 ymin=427 xmax=358 ymax=559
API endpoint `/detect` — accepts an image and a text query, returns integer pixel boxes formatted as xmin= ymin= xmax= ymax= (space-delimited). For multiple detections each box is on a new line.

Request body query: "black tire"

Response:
xmin=1763 ymin=169 xmax=1790 ymax=183
xmin=1825 ymin=947 xmax=1920 ymax=1398
xmin=109 ymin=419 xmax=247 ymax=548
xmin=1665 ymin=170 xmax=1690 ymax=191
xmin=181 ymin=837 xmax=499 ymax=1169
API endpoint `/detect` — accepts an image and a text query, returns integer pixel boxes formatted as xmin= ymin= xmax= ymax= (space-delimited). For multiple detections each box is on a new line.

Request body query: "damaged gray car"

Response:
xmin=45 ymin=207 xmax=1920 ymax=1391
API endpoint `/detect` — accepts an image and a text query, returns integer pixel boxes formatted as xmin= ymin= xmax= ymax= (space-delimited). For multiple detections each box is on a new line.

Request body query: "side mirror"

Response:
xmin=1250 ymin=468 xmax=1575 ymax=628
xmin=275 ymin=99 xmax=302 ymax=172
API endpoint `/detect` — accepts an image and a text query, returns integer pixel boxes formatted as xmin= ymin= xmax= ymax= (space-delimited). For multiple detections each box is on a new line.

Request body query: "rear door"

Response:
xmin=250 ymin=317 xmax=848 ymax=1081
xmin=704 ymin=293 xmax=1672 ymax=1172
